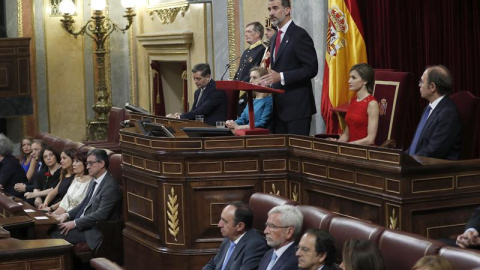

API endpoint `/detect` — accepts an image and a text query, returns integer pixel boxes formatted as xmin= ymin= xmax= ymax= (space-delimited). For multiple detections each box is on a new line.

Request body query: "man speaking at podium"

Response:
xmin=167 ymin=63 xmax=227 ymax=126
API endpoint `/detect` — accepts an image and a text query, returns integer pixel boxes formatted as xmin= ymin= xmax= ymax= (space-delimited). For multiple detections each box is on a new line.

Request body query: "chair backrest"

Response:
xmin=297 ymin=205 xmax=336 ymax=232
xmin=373 ymin=71 xmax=417 ymax=148
xmin=438 ymin=246 xmax=480 ymax=270
xmin=327 ymin=216 xmax=385 ymax=261
xmin=449 ymin=91 xmax=480 ymax=159
xmin=378 ymin=229 xmax=444 ymax=270
xmin=249 ymin=193 xmax=297 ymax=232
xmin=106 ymin=107 xmax=126 ymax=143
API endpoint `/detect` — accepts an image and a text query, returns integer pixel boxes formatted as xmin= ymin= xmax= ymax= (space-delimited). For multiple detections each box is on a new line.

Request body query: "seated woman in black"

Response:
xmin=38 ymin=148 xmax=75 ymax=212
xmin=0 ymin=134 xmax=28 ymax=198
xmin=24 ymin=145 xmax=61 ymax=207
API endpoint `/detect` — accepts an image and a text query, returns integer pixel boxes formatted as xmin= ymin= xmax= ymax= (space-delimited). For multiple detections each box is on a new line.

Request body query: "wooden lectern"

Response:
xmin=216 ymin=81 xmax=284 ymax=135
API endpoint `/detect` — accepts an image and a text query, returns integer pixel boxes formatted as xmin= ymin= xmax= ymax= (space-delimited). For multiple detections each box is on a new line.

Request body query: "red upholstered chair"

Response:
xmin=84 ymin=107 xmax=126 ymax=153
xmin=327 ymin=216 xmax=385 ymax=262
xmin=372 ymin=71 xmax=417 ymax=148
xmin=438 ymin=246 xmax=480 ymax=269
xmin=378 ymin=229 xmax=444 ymax=270
xmin=225 ymin=89 xmax=238 ymax=121
xmin=449 ymin=91 xmax=480 ymax=159
xmin=249 ymin=193 xmax=297 ymax=232
xmin=297 ymin=205 xmax=336 ymax=232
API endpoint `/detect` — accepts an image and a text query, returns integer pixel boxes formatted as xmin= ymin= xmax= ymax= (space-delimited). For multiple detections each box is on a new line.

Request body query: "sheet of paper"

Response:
xmin=34 ymin=216 xmax=49 ymax=220
xmin=24 ymin=209 xmax=35 ymax=213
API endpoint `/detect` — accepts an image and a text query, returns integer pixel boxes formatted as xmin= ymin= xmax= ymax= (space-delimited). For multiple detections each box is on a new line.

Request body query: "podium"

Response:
xmin=216 ymin=81 xmax=284 ymax=135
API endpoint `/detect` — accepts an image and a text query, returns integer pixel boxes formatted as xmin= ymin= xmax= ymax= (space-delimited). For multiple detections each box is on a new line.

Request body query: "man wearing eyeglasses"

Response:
xmin=203 ymin=201 xmax=268 ymax=270
xmin=258 ymin=204 xmax=303 ymax=270
xmin=51 ymin=149 xmax=121 ymax=252
xmin=296 ymin=229 xmax=338 ymax=270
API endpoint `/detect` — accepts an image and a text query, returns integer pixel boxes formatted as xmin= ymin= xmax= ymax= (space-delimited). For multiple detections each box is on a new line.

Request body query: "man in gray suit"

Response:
xmin=51 ymin=149 xmax=121 ymax=251
xmin=203 ymin=201 xmax=268 ymax=270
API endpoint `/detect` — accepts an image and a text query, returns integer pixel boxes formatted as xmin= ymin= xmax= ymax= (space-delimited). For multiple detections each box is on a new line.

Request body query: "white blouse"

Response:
xmin=59 ymin=176 xmax=92 ymax=212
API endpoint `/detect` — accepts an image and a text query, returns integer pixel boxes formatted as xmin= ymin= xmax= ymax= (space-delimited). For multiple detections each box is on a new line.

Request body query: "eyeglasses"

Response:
xmin=295 ymin=245 xmax=314 ymax=254
xmin=85 ymin=160 xmax=100 ymax=166
xmin=265 ymin=223 xmax=290 ymax=230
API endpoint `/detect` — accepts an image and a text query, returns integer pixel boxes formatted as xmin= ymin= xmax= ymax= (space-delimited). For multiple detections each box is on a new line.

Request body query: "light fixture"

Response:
xmin=59 ymin=0 xmax=136 ymax=140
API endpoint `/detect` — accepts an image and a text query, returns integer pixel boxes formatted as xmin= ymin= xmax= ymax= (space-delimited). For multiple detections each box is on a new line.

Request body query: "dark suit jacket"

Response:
xmin=203 ymin=229 xmax=268 ymax=270
xmin=270 ymin=21 xmax=318 ymax=123
xmin=410 ymin=96 xmax=462 ymax=160
xmin=466 ymin=206 xmax=480 ymax=232
xmin=0 ymin=155 xmax=28 ymax=198
xmin=234 ymin=43 xmax=266 ymax=82
xmin=258 ymin=244 xmax=298 ymax=270
xmin=180 ymin=79 xmax=227 ymax=126
xmin=68 ymin=172 xmax=121 ymax=250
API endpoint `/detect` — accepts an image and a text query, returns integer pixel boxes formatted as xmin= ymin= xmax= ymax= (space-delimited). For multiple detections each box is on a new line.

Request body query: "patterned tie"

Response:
xmin=221 ymin=241 xmax=236 ymax=270
xmin=266 ymin=251 xmax=277 ymax=270
xmin=274 ymin=30 xmax=283 ymax=59
xmin=74 ymin=181 xmax=97 ymax=219
xmin=409 ymin=105 xmax=432 ymax=155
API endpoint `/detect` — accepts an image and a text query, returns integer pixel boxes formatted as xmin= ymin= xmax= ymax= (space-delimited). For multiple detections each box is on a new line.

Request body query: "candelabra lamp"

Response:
xmin=59 ymin=0 xmax=136 ymax=140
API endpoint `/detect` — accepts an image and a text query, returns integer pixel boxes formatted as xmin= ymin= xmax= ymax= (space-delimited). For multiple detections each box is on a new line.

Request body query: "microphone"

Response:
xmin=220 ymin=55 xmax=241 ymax=81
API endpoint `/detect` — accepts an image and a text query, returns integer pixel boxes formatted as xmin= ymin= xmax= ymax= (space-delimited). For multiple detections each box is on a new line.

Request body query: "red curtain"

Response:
xmin=357 ymin=0 xmax=480 ymax=98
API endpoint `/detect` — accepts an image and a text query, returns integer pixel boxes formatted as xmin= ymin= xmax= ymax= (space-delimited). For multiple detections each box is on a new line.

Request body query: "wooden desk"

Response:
xmin=0 ymin=193 xmax=58 ymax=239
xmin=120 ymin=114 xmax=480 ymax=270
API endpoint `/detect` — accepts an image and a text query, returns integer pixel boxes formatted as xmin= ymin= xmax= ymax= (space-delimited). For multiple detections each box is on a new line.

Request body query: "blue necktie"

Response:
xmin=266 ymin=251 xmax=277 ymax=270
xmin=74 ymin=181 xmax=97 ymax=219
xmin=221 ymin=241 xmax=236 ymax=270
xmin=409 ymin=105 xmax=432 ymax=155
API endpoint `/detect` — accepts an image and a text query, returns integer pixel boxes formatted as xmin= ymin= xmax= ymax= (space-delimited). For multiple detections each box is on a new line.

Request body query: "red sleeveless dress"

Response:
xmin=345 ymin=95 xmax=376 ymax=142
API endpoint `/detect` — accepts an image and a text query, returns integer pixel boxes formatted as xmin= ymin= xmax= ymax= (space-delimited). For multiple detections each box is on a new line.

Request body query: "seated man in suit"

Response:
xmin=258 ymin=205 xmax=303 ymax=270
xmin=456 ymin=206 xmax=480 ymax=249
xmin=167 ymin=63 xmax=227 ymax=126
xmin=203 ymin=201 xmax=268 ymax=270
xmin=51 ymin=149 xmax=121 ymax=251
xmin=407 ymin=65 xmax=462 ymax=160
xmin=296 ymin=229 xmax=338 ymax=270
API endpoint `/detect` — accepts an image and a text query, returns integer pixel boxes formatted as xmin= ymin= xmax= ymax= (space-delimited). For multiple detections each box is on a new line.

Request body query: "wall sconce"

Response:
xmin=59 ymin=0 xmax=136 ymax=141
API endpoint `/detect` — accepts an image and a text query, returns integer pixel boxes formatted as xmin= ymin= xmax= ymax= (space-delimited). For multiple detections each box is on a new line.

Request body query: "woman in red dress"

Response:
xmin=337 ymin=63 xmax=379 ymax=145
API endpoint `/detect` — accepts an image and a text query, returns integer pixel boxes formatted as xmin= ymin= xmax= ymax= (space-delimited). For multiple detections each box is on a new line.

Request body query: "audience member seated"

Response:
xmin=13 ymin=140 xmax=46 ymax=197
xmin=51 ymin=149 xmax=122 ymax=251
xmin=340 ymin=239 xmax=386 ymax=270
xmin=50 ymin=148 xmax=92 ymax=216
xmin=258 ymin=205 xmax=304 ymax=270
xmin=38 ymin=148 xmax=75 ymax=212
xmin=167 ymin=63 xmax=227 ymax=126
xmin=0 ymin=134 xmax=28 ymax=198
xmin=24 ymin=145 xmax=61 ymax=207
xmin=407 ymin=65 xmax=462 ymax=160
xmin=455 ymin=206 xmax=480 ymax=249
xmin=19 ymin=137 xmax=36 ymax=180
xmin=296 ymin=228 xmax=339 ymax=270
xmin=411 ymin=255 xmax=454 ymax=270
xmin=332 ymin=63 xmax=379 ymax=145
xmin=202 ymin=201 xmax=268 ymax=270
xmin=226 ymin=67 xmax=273 ymax=130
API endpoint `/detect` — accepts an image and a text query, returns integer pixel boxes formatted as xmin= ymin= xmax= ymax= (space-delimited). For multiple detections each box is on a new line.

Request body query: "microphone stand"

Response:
xmin=220 ymin=55 xmax=241 ymax=81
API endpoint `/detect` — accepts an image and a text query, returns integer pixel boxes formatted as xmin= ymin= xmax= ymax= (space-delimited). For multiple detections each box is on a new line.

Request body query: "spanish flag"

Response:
xmin=321 ymin=0 xmax=367 ymax=133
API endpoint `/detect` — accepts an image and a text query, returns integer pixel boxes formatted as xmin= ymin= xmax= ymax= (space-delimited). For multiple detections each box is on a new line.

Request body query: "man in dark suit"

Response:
xmin=51 ymin=149 xmax=121 ymax=251
xmin=456 ymin=207 xmax=480 ymax=249
xmin=234 ymin=22 xmax=266 ymax=116
xmin=258 ymin=205 xmax=303 ymax=270
xmin=296 ymin=229 xmax=339 ymax=270
xmin=168 ymin=63 xmax=227 ymax=126
xmin=259 ymin=0 xmax=318 ymax=136
xmin=203 ymin=202 xmax=268 ymax=270
xmin=407 ymin=65 xmax=462 ymax=160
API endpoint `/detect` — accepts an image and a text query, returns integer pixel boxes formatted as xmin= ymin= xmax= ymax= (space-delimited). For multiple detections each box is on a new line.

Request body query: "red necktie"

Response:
xmin=274 ymin=30 xmax=283 ymax=58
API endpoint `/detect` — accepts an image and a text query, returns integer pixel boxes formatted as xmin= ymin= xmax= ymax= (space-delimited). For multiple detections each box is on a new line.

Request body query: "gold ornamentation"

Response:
xmin=389 ymin=208 xmax=398 ymax=230
xmin=269 ymin=183 xmax=280 ymax=196
xmin=128 ymin=27 xmax=136 ymax=105
xmin=227 ymin=0 xmax=237 ymax=79
xmin=147 ymin=2 xmax=189 ymax=25
xmin=292 ymin=185 xmax=298 ymax=202
xmin=167 ymin=187 xmax=180 ymax=241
